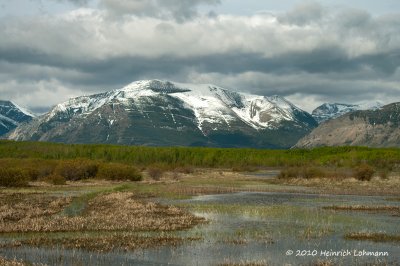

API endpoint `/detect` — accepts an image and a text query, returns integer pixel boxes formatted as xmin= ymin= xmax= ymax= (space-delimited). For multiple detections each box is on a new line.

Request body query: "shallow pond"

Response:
xmin=1 ymin=192 xmax=399 ymax=265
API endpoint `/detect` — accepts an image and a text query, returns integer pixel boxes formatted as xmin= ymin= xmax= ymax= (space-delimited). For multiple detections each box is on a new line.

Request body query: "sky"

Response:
xmin=0 ymin=0 xmax=399 ymax=113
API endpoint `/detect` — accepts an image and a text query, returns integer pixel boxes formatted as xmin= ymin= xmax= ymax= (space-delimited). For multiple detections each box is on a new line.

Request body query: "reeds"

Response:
xmin=345 ymin=232 xmax=400 ymax=242
xmin=0 ymin=192 xmax=204 ymax=233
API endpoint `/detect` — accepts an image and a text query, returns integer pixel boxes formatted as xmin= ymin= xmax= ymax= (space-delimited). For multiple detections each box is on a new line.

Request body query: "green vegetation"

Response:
xmin=97 ymin=163 xmax=142 ymax=181
xmin=0 ymin=168 xmax=30 ymax=187
xmin=0 ymin=157 xmax=142 ymax=187
xmin=1 ymin=140 xmax=400 ymax=169
xmin=1 ymin=140 xmax=399 ymax=186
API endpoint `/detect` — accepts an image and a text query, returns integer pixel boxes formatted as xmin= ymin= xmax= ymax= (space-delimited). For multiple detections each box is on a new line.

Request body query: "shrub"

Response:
xmin=97 ymin=163 xmax=142 ymax=181
xmin=354 ymin=164 xmax=375 ymax=181
xmin=148 ymin=167 xmax=164 ymax=181
xmin=0 ymin=168 xmax=30 ymax=187
xmin=278 ymin=167 xmax=326 ymax=179
xmin=55 ymin=160 xmax=99 ymax=181
xmin=302 ymin=167 xmax=326 ymax=179
xmin=278 ymin=167 xmax=299 ymax=179
xmin=41 ymin=174 xmax=66 ymax=185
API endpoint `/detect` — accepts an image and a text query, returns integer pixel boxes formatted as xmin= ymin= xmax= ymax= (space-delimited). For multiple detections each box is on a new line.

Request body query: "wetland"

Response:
xmin=0 ymin=169 xmax=399 ymax=266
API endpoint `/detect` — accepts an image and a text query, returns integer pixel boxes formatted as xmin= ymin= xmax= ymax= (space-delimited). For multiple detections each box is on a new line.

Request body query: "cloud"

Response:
xmin=278 ymin=1 xmax=324 ymax=26
xmin=99 ymin=0 xmax=221 ymax=21
xmin=60 ymin=0 xmax=91 ymax=5
xmin=0 ymin=2 xmax=399 ymax=112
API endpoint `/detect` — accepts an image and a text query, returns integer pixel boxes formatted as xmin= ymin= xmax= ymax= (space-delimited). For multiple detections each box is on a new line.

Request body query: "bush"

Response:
xmin=302 ymin=167 xmax=326 ymax=179
xmin=278 ymin=167 xmax=299 ymax=179
xmin=55 ymin=160 xmax=99 ymax=181
xmin=148 ymin=167 xmax=164 ymax=181
xmin=278 ymin=167 xmax=326 ymax=179
xmin=0 ymin=168 xmax=30 ymax=187
xmin=354 ymin=164 xmax=375 ymax=181
xmin=97 ymin=163 xmax=142 ymax=181
xmin=41 ymin=174 xmax=66 ymax=185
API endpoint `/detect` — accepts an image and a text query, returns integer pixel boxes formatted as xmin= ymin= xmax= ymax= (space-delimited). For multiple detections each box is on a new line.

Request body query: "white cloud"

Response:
xmin=0 ymin=1 xmax=399 ymax=112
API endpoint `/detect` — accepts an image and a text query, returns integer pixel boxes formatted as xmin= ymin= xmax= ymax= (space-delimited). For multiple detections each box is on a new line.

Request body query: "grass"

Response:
xmin=0 ymin=257 xmax=26 ymax=266
xmin=0 ymin=192 xmax=204 ymax=233
xmin=2 ymin=140 xmax=400 ymax=170
xmin=278 ymin=175 xmax=400 ymax=195
xmin=217 ymin=260 xmax=268 ymax=266
xmin=323 ymin=205 xmax=400 ymax=214
xmin=4 ymin=233 xmax=202 ymax=253
xmin=344 ymin=232 xmax=400 ymax=243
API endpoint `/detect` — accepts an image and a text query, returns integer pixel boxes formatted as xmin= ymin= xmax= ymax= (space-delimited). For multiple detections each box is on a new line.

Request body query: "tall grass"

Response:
xmin=1 ymin=140 xmax=399 ymax=169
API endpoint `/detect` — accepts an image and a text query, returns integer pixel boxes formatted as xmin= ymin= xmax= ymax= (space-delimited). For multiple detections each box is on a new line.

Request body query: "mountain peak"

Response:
xmin=312 ymin=101 xmax=383 ymax=123
xmin=0 ymin=100 xmax=35 ymax=136
xmin=8 ymin=79 xmax=317 ymax=148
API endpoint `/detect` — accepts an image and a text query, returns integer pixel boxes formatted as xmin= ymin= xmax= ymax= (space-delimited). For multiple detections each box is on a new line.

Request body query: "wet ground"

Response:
xmin=1 ymin=172 xmax=399 ymax=265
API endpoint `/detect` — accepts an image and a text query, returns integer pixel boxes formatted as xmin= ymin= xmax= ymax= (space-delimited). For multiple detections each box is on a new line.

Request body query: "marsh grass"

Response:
xmin=0 ymin=256 xmax=26 ymax=266
xmin=344 ymin=232 xmax=400 ymax=243
xmin=323 ymin=205 xmax=400 ymax=215
xmin=3 ymin=234 xmax=202 ymax=253
xmin=312 ymin=260 xmax=335 ymax=266
xmin=217 ymin=259 xmax=268 ymax=266
xmin=0 ymin=192 xmax=204 ymax=233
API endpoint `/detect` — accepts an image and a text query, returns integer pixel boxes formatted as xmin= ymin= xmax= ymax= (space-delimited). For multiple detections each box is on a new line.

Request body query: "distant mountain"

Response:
xmin=0 ymin=100 xmax=34 ymax=136
xmin=295 ymin=103 xmax=400 ymax=148
xmin=8 ymin=80 xmax=317 ymax=148
xmin=312 ymin=102 xmax=383 ymax=123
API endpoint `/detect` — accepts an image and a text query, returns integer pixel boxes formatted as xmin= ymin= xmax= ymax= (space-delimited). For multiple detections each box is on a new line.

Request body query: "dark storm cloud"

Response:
xmin=1 ymin=42 xmax=398 ymax=87
xmin=0 ymin=0 xmax=400 ymax=111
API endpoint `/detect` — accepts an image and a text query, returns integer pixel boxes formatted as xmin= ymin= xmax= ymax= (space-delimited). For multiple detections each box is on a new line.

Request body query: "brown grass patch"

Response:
xmin=323 ymin=205 xmax=400 ymax=215
xmin=279 ymin=176 xmax=400 ymax=196
xmin=0 ymin=257 xmax=26 ymax=266
xmin=344 ymin=232 xmax=400 ymax=243
xmin=312 ymin=260 xmax=335 ymax=266
xmin=218 ymin=259 xmax=268 ymax=266
xmin=4 ymin=234 xmax=201 ymax=253
xmin=0 ymin=192 xmax=204 ymax=233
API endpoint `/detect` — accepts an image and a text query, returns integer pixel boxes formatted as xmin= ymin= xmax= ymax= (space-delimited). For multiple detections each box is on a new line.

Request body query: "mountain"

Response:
xmin=312 ymin=102 xmax=383 ymax=123
xmin=0 ymin=100 xmax=34 ymax=136
xmin=295 ymin=102 xmax=400 ymax=148
xmin=8 ymin=80 xmax=317 ymax=148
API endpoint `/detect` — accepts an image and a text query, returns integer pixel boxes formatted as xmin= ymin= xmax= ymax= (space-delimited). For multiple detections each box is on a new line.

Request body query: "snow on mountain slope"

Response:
xmin=8 ymin=80 xmax=317 ymax=148
xmin=312 ymin=102 xmax=383 ymax=123
xmin=0 ymin=100 xmax=35 ymax=136
xmin=45 ymin=80 xmax=311 ymax=132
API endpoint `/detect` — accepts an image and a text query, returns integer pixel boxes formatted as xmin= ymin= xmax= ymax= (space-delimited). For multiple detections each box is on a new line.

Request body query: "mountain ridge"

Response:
xmin=311 ymin=102 xmax=383 ymax=123
xmin=0 ymin=100 xmax=34 ymax=136
xmin=295 ymin=102 xmax=400 ymax=148
xmin=8 ymin=80 xmax=317 ymax=148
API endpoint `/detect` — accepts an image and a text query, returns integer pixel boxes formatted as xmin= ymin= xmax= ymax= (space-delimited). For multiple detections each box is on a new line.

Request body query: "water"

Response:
xmin=1 ymin=192 xmax=399 ymax=265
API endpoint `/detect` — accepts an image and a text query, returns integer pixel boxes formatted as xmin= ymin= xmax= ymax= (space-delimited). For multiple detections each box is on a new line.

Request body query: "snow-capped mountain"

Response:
xmin=9 ymin=80 xmax=317 ymax=148
xmin=0 ymin=100 xmax=35 ymax=136
xmin=312 ymin=102 xmax=383 ymax=123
